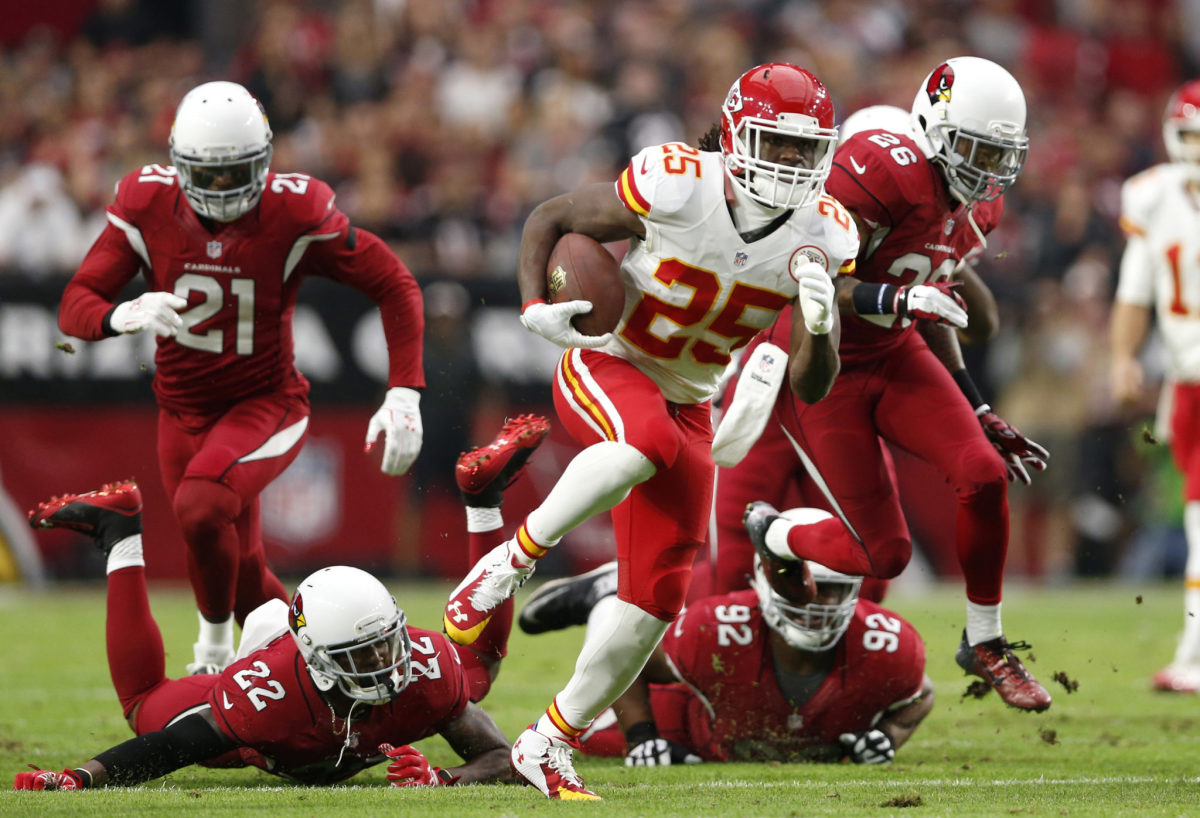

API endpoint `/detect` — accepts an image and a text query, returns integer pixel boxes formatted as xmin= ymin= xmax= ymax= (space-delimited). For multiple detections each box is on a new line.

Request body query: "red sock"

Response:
xmin=106 ymin=566 xmax=166 ymax=719
xmin=957 ymin=481 xmax=1008 ymax=605
xmin=174 ymin=478 xmax=242 ymax=621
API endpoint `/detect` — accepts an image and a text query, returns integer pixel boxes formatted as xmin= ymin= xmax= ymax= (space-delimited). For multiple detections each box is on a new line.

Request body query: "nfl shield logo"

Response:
xmin=943 ymin=218 xmax=954 ymax=236
xmin=734 ymin=251 xmax=748 ymax=267
xmin=758 ymin=353 xmax=775 ymax=371
xmin=206 ymin=240 xmax=223 ymax=259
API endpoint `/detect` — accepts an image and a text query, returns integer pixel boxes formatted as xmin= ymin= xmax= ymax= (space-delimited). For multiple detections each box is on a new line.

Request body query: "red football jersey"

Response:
xmin=660 ymin=589 xmax=925 ymax=761
xmin=207 ymin=627 xmax=468 ymax=784
xmin=60 ymin=166 xmax=423 ymax=415
xmin=825 ymin=129 xmax=1003 ymax=363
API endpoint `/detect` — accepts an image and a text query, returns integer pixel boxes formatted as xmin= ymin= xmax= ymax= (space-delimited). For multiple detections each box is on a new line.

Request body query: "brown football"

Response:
xmin=545 ymin=233 xmax=624 ymax=337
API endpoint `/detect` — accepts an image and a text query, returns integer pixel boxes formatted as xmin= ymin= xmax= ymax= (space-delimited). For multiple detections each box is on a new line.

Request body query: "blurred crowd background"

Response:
xmin=0 ymin=0 xmax=1193 ymax=583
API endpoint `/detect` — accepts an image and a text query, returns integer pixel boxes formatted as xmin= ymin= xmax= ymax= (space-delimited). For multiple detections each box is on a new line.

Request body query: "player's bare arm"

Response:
xmin=788 ymin=278 xmax=841 ymax=404
xmin=917 ymin=319 xmax=966 ymax=371
xmin=1109 ymin=300 xmax=1153 ymax=404
xmin=435 ymin=702 xmax=515 ymax=785
xmin=956 ymin=264 xmax=998 ymax=344
xmin=877 ymin=674 xmax=935 ymax=750
xmin=517 ymin=183 xmax=645 ymax=304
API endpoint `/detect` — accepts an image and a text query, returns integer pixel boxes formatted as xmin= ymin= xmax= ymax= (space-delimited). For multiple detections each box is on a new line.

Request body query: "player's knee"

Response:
xmin=173 ymin=479 xmax=241 ymax=541
xmin=869 ymin=538 xmax=911 ymax=579
xmin=626 ymin=414 xmax=687 ymax=470
xmin=955 ymin=446 xmax=1009 ymax=497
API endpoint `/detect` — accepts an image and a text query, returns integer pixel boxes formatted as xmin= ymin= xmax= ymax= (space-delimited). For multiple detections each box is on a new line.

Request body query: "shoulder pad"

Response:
xmin=262 ymin=172 xmax=342 ymax=231
xmin=828 ymin=131 xmax=929 ymax=225
xmin=1120 ymin=164 xmax=1173 ymax=237
xmin=616 ymin=143 xmax=708 ymax=218
xmin=113 ymin=164 xmax=181 ymax=216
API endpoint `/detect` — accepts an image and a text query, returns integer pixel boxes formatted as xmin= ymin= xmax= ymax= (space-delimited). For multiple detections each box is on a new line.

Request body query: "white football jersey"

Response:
xmin=1116 ymin=163 xmax=1200 ymax=381
xmin=608 ymin=142 xmax=859 ymax=404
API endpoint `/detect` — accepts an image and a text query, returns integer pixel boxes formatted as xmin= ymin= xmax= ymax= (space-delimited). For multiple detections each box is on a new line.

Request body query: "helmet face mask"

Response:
xmin=752 ymin=553 xmax=861 ymax=652
xmin=289 ymin=566 xmax=413 ymax=705
xmin=911 ymin=57 xmax=1028 ymax=203
xmin=721 ymin=63 xmax=838 ymax=209
xmin=1164 ymin=79 xmax=1200 ymax=174
xmin=169 ymin=81 xmax=273 ymax=222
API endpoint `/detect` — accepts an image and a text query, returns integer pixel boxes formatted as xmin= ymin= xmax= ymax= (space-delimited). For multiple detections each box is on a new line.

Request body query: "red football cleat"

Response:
xmin=956 ymin=630 xmax=1052 ymax=712
xmin=28 ymin=479 xmax=143 ymax=554
xmin=455 ymin=414 xmax=550 ymax=507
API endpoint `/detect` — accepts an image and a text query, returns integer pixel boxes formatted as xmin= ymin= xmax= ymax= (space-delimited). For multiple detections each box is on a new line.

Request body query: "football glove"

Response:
xmin=977 ymin=406 xmax=1049 ymax=485
xmin=378 ymin=743 xmax=456 ymax=787
xmin=894 ymin=281 xmax=967 ymax=328
xmin=838 ymin=729 xmax=895 ymax=765
xmin=794 ymin=262 xmax=836 ymax=335
xmin=365 ymin=387 xmax=423 ymax=476
xmin=520 ymin=300 xmax=613 ymax=349
xmin=625 ymin=738 xmax=702 ymax=767
xmin=13 ymin=767 xmax=84 ymax=790
xmin=109 ymin=292 xmax=188 ymax=338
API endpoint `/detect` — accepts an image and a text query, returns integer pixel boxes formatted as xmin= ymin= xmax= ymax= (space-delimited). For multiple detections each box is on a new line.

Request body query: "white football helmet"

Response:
xmin=751 ymin=508 xmax=862 ymax=652
xmin=839 ymin=104 xmax=913 ymax=144
xmin=169 ymin=81 xmax=273 ymax=222
xmin=288 ymin=566 xmax=412 ymax=704
xmin=1163 ymin=79 xmax=1200 ymax=173
xmin=910 ymin=57 xmax=1028 ymax=203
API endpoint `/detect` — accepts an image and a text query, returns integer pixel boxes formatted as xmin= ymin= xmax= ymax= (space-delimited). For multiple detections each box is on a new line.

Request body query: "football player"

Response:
xmin=518 ymin=508 xmax=933 ymax=766
xmin=13 ymin=416 xmax=549 ymax=790
xmin=441 ymin=62 xmax=859 ymax=799
xmin=57 ymin=81 xmax=426 ymax=675
xmin=709 ymin=57 xmax=1052 ymax=713
xmin=1110 ymin=79 xmax=1200 ymax=694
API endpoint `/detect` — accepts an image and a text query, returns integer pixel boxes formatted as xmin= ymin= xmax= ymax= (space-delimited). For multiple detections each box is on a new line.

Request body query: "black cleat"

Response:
xmin=518 ymin=562 xmax=619 ymax=635
xmin=28 ymin=479 xmax=143 ymax=555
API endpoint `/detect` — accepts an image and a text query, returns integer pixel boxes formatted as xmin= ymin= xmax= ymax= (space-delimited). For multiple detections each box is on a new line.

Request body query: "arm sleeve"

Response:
xmin=1114 ymin=235 xmax=1157 ymax=307
xmin=59 ymin=219 xmax=145 ymax=340
xmin=303 ymin=225 xmax=425 ymax=389
xmin=91 ymin=711 xmax=236 ymax=786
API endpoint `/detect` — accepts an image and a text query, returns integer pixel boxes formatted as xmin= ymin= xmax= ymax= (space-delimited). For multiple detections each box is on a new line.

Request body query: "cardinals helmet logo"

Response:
xmin=288 ymin=592 xmax=306 ymax=632
xmin=926 ymin=62 xmax=955 ymax=104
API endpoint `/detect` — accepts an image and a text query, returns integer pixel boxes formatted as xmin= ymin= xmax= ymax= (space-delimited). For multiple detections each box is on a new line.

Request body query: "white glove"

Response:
xmin=839 ymin=729 xmax=895 ymax=764
xmin=895 ymin=282 xmax=967 ymax=328
xmin=711 ymin=342 xmax=787 ymax=467
xmin=520 ymin=300 xmax=612 ymax=349
xmin=365 ymin=387 xmax=422 ymax=475
xmin=794 ymin=262 xmax=836 ymax=335
xmin=109 ymin=292 xmax=188 ymax=337
xmin=624 ymin=738 xmax=702 ymax=767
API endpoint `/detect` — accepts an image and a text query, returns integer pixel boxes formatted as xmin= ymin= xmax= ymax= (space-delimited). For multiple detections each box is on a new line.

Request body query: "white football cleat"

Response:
xmin=1151 ymin=663 xmax=1200 ymax=693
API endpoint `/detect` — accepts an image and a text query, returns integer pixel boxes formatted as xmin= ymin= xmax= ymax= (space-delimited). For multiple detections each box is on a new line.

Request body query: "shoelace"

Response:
xmin=547 ymin=744 xmax=586 ymax=787
xmin=470 ymin=556 xmax=531 ymax=612
xmin=993 ymin=640 xmax=1034 ymax=681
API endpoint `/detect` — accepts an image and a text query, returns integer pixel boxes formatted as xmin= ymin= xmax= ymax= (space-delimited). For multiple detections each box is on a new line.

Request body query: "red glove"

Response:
xmin=378 ymin=743 xmax=457 ymax=787
xmin=894 ymin=280 xmax=968 ymax=328
xmin=978 ymin=408 xmax=1049 ymax=485
xmin=13 ymin=767 xmax=83 ymax=790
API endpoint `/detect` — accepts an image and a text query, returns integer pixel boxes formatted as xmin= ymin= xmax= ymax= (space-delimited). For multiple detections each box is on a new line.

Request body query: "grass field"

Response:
xmin=2 ymin=577 xmax=1198 ymax=817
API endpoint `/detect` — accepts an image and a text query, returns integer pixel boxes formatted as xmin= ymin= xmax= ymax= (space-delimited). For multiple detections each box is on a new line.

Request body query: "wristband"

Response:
xmin=521 ymin=298 xmax=547 ymax=313
xmin=625 ymin=720 xmax=660 ymax=747
xmin=951 ymin=368 xmax=986 ymax=411
xmin=72 ymin=768 xmax=93 ymax=789
xmin=850 ymin=283 xmax=899 ymax=316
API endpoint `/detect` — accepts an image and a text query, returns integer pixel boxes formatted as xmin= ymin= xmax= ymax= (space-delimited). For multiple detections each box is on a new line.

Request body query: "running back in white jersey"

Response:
xmin=1117 ymin=163 xmax=1200 ymax=382
xmin=609 ymin=142 xmax=859 ymax=404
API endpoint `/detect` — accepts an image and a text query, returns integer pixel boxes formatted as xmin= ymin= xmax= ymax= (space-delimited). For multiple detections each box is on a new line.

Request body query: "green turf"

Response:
xmin=2 ymin=577 xmax=1198 ymax=816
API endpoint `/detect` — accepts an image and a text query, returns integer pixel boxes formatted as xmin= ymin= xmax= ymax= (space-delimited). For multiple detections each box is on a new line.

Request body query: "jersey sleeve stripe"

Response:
xmin=837 ymin=259 xmax=856 ymax=275
xmin=105 ymin=212 xmax=152 ymax=269
xmin=617 ymin=164 xmax=651 ymax=217
xmin=1118 ymin=215 xmax=1145 ymax=237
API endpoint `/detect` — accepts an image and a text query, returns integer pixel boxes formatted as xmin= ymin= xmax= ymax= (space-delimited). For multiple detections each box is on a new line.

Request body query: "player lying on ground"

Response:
xmin=13 ymin=415 xmax=550 ymax=791
xmin=519 ymin=507 xmax=933 ymax=766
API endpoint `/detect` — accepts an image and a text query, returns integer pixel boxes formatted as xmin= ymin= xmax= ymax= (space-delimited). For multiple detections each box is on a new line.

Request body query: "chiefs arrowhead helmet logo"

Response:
xmin=926 ymin=62 xmax=955 ymax=104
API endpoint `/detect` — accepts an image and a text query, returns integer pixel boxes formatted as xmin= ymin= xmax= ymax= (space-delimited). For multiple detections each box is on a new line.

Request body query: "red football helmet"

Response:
xmin=1163 ymin=79 xmax=1200 ymax=167
xmin=720 ymin=63 xmax=837 ymax=209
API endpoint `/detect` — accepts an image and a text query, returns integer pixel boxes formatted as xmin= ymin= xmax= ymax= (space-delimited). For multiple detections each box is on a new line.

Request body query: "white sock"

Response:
xmin=105 ymin=534 xmax=144 ymax=574
xmin=966 ymin=600 xmax=1003 ymax=645
xmin=1176 ymin=503 xmax=1200 ymax=664
xmin=197 ymin=611 xmax=234 ymax=649
xmin=537 ymin=598 xmax=669 ymax=739
xmin=465 ymin=506 xmax=503 ymax=533
xmin=764 ymin=518 xmax=795 ymax=558
xmin=524 ymin=441 xmax=654 ymax=546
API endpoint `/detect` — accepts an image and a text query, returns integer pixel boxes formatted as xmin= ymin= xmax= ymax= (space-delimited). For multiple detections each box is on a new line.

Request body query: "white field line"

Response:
xmin=686 ymin=776 xmax=1200 ymax=788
